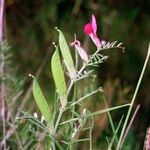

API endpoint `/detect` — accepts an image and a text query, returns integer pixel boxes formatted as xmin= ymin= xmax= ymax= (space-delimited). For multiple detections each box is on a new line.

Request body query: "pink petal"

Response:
xmin=89 ymin=33 xmax=102 ymax=48
xmin=91 ymin=15 xmax=97 ymax=34
xmin=75 ymin=45 xmax=88 ymax=62
xmin=71 ymin=40 xmax=88 ymax=63
xmin=84 ymin=23 xmax=94 ymax=35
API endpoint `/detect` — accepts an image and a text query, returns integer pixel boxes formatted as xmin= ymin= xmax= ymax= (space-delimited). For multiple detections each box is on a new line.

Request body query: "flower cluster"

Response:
xmin=71 ymin=15 xmax=105 ymax=63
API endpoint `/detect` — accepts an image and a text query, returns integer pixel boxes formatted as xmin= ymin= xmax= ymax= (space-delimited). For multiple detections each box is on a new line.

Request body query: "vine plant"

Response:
xmin=18 ymin=15 xmax=150 ymax=150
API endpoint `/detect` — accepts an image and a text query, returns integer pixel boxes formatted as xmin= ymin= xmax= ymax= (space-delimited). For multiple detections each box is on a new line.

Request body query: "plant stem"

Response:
xmin=67 ymin=80 xmax=74 ymax=96
xmin=60 ymin=103 xmax=130 ymax=125
xmin=117 ymin=44 xmax=150 ymax=149
xmin=71 ymin=88 xmax=100 ymax=106
xmin=120 ymin=105 xmax=140 ymax=147
xmin=1 ymin=49 xmax=6 ymax=150
xmin=53 ymin=108 xmax=64 ymax=149
xmin=89 ymin=116 xmax=94 ymax=150
xmin=102 ymin=94 xmax=118 ymax=143
xmin=67 ymin=63 xmax=86 ymax=95
xmin=0 ymin=0 xmax=6 ymax=148
xmin=51 ymin=138 xmax=56 ymax=150
xmin=54 ymin=107 xmax=64 ymax=134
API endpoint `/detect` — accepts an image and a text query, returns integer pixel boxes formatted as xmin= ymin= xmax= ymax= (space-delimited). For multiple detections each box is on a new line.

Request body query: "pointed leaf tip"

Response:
xmin=29 ymin=74 xmax=35 ymax=79
xmin=57 ymin=29 xmax=76 ymax=79
xmin=55 ymin=27 xmax=60 ymax=32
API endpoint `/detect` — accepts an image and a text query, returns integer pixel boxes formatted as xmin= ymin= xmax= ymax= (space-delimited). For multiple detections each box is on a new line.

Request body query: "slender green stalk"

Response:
xmin=60 ymin=103 xmax=130 ymax=125
xmin=117 ymin=44 xmax=150 ymax=149
xmin=53 ymin=108 xmax=64 ymax=149
xmin=71 ymin=49 xmax=78 ymax=123
xmin=89 ymin=116 xmax=94 ymax=150
xmin=120 ymin=105 xmax=140 ymax=147
xmin=54 ymin=107 xmax=64 ymax=134
xmin=1 ymin=48 xmax=6 ymax=150
xmin=72 ymin=138 xmax=90 ymax=143
xmin=86 ymin=103 xmax=130 ymax=118
xmin=108 ymin=116 xmax=124 ymax=150
xmin=102 ymin=94 xmax=118 ymax=143
xmin=71 ymin=88 xmax=100 ymax=106
xmin=51 ymin=138 xmax=56 ymax=150
xmin=67 ymin=80 xmax=74 ymax=95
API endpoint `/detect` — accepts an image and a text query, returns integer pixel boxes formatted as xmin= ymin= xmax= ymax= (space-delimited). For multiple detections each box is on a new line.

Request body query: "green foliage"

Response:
xmin=56 ymin=28 xmax=76 ymax=79
xmin=32 ymin=76 xmax=53 ymax=123
xmin=2 ymin=1 xmax=149 ymax=148
xmin=51 ymin=45 xmax=67 ymax=107
xmin=28 ymin=29 xmax=134 ymax=149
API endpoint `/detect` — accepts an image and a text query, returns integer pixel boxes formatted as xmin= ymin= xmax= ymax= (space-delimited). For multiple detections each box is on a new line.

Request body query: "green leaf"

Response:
xmin=56 ymin=28 xmax=76 ymax=79
xmin=32 ymin=77 xmax=52 ymax=123
xmin=51 ymin=46 xmax=67 ymax=107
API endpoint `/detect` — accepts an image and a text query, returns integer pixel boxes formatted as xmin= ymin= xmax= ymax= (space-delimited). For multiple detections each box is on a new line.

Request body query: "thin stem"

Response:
xmin=60 ymin=103 xmax=130 ymax=125
xmin=54 ymin=107 xmax=64 ymax=134
xmin=120 ymin=105 xmax=140 ymax=147
xmin=102 ymin=94 xmax=118 ymax=143
xmin=117 ymin=44 xmax=150 ymax=149
xmin=108 ymin=116 xmax=124 ymax=150
xmin=71 ymin=88 xmax=100 ymax=106
xmin=67 ymin=63 xmax=86 ymax=96
xmin=51 ymin=138 xmax=56 ymax=150
xmin=0 ymin=0 xmax=6 ymax=148
xmin=67 ymin=80 xmax=74 ymax=96
xmin=72 ymin=138 xmax=89 ymax=143
xmin=89 ymin=116 xmax=94 ymax=150
xmin=8 ymin=122 xmax=24 ymax=150
xmin=1 ymin=51 xmax=6 ymax=150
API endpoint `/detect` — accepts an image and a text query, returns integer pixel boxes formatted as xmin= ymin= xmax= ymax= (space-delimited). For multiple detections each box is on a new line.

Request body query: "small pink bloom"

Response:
xmin=84 ymin=15 xmax=103 ymax=48
xmin=71 ymin=40 xmax=88 ymax=63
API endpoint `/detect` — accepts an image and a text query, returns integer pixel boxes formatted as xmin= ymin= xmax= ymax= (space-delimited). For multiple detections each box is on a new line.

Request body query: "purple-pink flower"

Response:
xmin=84 ymin=15 xmax=105 ymax=49
xmin=71 ymin=40 xmax=88 ymax=63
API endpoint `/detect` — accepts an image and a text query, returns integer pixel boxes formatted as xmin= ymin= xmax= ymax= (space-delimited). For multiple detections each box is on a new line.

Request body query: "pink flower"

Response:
xmin=84 ymin=15 xmax=104 ymax=48
xmin=71 ymin=40 xmax=88 ymax=63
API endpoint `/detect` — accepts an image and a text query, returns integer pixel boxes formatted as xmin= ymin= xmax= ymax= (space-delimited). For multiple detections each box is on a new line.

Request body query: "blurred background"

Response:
xmin=3 ymin=0 xmax=150 ymax=149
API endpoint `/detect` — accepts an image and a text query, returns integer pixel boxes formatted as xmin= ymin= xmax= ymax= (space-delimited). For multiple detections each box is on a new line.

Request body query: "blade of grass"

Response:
xmin=120 ymin=105 xmax=140 ymax=147
xmin=117 ymin=44 xmax=150 ymax=149
xmin=108 ymin=115 xmax=124 ymax=150
xmin=102 ymin=94 xmax=119 ymax=143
